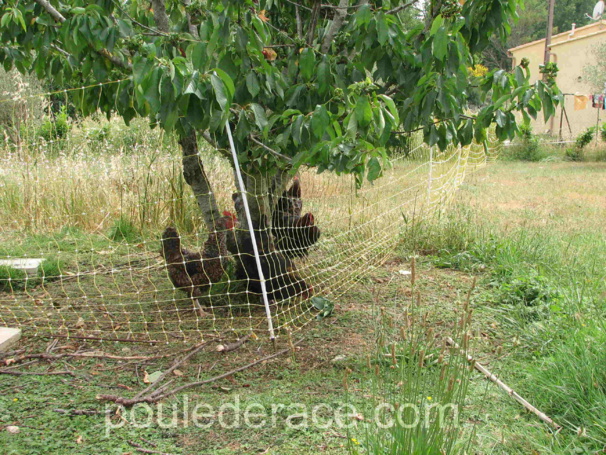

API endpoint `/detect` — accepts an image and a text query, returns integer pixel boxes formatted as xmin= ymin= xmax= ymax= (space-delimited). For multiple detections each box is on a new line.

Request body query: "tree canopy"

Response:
xmin=0 ymin=0 xmax=561 ymax=230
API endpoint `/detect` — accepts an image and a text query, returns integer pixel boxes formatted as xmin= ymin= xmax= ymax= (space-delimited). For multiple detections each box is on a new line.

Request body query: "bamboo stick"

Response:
xmin=446 ymin=337 xmax=561 ymax=430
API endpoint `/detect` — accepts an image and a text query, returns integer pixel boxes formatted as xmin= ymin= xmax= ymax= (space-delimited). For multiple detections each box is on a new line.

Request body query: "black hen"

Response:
xmin=235 ymin=216 xmax=312 ymax=302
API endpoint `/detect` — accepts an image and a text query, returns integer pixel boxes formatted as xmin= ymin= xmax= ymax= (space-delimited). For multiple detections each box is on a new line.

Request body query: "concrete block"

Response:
xmin=0 ymin=327 xmax=21 ymax=353
xmin=0 ymin=258 xmax=45 ymax=277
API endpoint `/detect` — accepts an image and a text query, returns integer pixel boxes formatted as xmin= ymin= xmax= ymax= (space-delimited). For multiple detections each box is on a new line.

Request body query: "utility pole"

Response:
xmin=543 ymin=0 xmax=556 ymax=74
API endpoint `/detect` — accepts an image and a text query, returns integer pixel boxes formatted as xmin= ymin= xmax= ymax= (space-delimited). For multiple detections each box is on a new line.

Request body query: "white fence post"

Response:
xmin=224 ymin=123 xmax=276 ymax=341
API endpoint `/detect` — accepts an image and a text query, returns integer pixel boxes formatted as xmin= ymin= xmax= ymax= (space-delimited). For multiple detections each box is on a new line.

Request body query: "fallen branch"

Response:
xmin=98 ymin=340 xmax=302 ymax=406
xmin=54 ymin=408 xmax=112 ymax=416
xmin=132 ymin=340 xmax=212 ymax=401
xmin=216 ymin=333 xmax=253 ymax=353
xmin=4 ymin=348 xmax=200 ymax=366
xmin=128 ymin=440 xmax=176 ymax=455
xmin=445 ymin=338 xmax=561 ymax=430
xmin=0 ymin=369 xmax=76 ymax=377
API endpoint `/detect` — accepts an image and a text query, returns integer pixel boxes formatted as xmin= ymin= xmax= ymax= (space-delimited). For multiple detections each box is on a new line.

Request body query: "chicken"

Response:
xmin=234 ymin=216 xmax=313 ymax=302
xmin=274 ymin=212 xmax=321 ymax=258
xmin=272 ymin=178 xmax=321 ymax=258
xmin=222 ymin=210 xmax=239 ymax=255
xmin=161 ymin=216 xmax=232 ymax=316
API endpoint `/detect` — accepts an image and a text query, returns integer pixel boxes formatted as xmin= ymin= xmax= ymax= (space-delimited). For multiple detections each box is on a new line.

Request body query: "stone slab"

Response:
xmin=0 ymin=258 xmax=45 ymax=277
xmin=0 ymin=327 xmax=21 ymax=353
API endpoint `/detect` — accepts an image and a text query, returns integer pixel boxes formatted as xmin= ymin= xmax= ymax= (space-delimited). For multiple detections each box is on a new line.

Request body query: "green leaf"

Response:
xmin=432 ymin=27 xmax=448 ymax=61
xmin=311 ymin=105 xmax=330 ymax=139
xmin=299 ymin=48 xmax=315 ymax=82
xmin=146 ymin=371 xmax=163 ymax=383
xmin=355 ymin=96 xmax=372 ymax=128
xmin=346 ymin=114 xmax=358 ymax=138
xmin=210 ymin=73 xmax=228 ymax=111
xmin=246 ymin=71 xmax=260 ymax=98
xmin=367 ymin=156 xmax=382 ymax=181
xmin=377 ymin=15 xmax=389 ymax=45
xmin=190 ymin=42 xmax=208 ymax=70
xmin=317 ymin=58 xmax=330 ymax=96
xmin=213 ymin=68 xmax=235 ymax=101
xmin=250 ymin=103 xmax=268 ymax=131
xmin=378 ymin=95 xmax=400 ymax=125
xmin=311 ymin=296 xmax=334 ymax=320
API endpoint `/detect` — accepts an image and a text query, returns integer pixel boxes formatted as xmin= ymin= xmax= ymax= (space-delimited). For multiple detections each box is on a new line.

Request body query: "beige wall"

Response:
xmin=509 ymin=21 xmax=606 ymax=139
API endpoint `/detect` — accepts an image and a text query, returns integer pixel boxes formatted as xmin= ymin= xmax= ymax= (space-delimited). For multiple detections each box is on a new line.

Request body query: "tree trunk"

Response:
xmin=178 ymin=132 xmax=222 ymax=231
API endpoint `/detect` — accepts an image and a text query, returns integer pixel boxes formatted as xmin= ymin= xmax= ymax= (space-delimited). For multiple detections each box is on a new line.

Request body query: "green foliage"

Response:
xmin=601 ymin=123 xmax=606 ymax=142
xmin=503 ymin=124 xmax=545 ymax=161
xmin=37 ymin=105 xmax=70 ymax=142
xmin=565 ymin=127 xmax=594 ymax=161
xmin=108 ymin=216 xmax=139 ymax=243
xmin=0 ymin=0 xmax=561 ymax=187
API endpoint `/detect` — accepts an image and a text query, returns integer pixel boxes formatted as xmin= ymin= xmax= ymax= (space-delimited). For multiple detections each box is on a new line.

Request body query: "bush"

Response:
xmin=505 ymin=124 xmax=545 ymax=161
xmin=565 ymin=128 xmax=594 ymax=162
xmin=37 ymin=105 xmax=71 ymax=142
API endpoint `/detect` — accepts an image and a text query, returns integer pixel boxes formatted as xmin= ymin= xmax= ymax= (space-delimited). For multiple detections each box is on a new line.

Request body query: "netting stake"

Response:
xmin=224 ymin=122 xmax=277 ymax=342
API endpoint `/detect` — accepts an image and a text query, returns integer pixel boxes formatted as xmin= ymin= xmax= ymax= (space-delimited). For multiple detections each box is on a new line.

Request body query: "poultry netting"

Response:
xmin=0 ymin=83 xmax=498 ymax=343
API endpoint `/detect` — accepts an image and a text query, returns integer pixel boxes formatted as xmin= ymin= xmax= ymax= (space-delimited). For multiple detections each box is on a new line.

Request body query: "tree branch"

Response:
xmin=150 ymin=0 xmax=170 ymax=33
xmin=321 ymin=0 xmax=349 ymax=54
xmin=97 ymin=340 xmax=302 ymax=406
xmin=33 ymin=0 xmax=65 ymax=22
xmin=295 ymin=5 xmax=303 ymax=40
xmin=307 ymin=2 xmax=322 ymax=46
xmin=249 ymin=136 xmax=293 ymax=164
xmin=387 ymin=0 xmax=420 ymax=15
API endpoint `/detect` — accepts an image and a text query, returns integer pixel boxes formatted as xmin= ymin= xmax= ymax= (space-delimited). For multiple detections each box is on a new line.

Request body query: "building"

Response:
xmin=508 ymin=20 xmax=606 ymax=138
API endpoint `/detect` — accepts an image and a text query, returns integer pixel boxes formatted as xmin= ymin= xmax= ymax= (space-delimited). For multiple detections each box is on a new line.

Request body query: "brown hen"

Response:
xmin=161 ymin=216 xmax=232 ymax=316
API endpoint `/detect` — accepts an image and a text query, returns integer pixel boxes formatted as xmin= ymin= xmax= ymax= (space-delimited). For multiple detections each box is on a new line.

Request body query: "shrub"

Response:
xmin=565 ymin=128 xmax=594 ymax=161
xmin=37 ymin=105 xmax=70 ymax=142
xmin=505 ymin=124 xmax=545 ymax=161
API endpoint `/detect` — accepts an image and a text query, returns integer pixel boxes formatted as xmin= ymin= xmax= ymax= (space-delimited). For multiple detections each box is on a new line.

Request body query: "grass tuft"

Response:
xmin=108 ymin=217 xmax=140 ymax=243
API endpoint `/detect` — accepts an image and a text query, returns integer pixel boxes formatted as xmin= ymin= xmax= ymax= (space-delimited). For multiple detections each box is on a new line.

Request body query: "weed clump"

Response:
xmin=108 ymin=217 xmax=140 ymax=243
xmin=0 ymin=265 xmax=27 ymax=292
